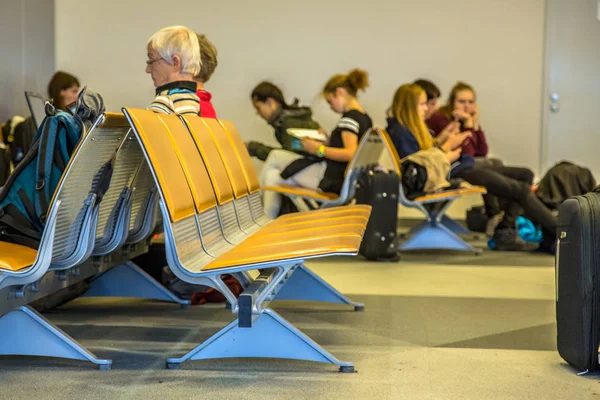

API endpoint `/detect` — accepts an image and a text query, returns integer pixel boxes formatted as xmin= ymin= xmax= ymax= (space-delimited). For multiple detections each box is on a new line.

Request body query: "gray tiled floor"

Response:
xmin=1 ymin=243 xmax=597 ymax=400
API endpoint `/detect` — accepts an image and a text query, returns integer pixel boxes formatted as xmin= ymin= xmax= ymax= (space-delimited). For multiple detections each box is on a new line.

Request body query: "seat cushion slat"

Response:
xmin=0 ymin=242 xmax=37 ymax=271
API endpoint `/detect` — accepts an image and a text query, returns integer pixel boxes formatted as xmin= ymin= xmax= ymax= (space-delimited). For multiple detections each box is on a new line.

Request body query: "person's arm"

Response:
xmin=301 ymin=131 xmax=358 ymax=162
xmin=246 ymin=141 xmax=275 ymax=161
xmin=472 ymin=128 xmax=488 ymax=157
xmin=425 ymin=113 xmax=448 ymax=137
xmin=440 ymin=131 xmax=472 ymax=153
xmin=433 ymin=121 xmax=460 ymax=146
xmin=390 ymin=125 xmax=421 ymax=159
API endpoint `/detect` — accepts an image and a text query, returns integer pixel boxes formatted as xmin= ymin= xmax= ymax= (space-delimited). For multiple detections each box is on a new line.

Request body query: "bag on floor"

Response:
xmin=354 ymin=169 xmax=399 ymax=261
xmin=537 ymin=161 xmax=596 ymax=210
xmin=466 ymin=205 xmax=488 ymax=233
xmin=556 ymin=188 xmax=600 ymax=372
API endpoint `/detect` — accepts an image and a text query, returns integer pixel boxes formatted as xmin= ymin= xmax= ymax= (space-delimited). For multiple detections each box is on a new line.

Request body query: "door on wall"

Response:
xmin=542 ymin=0 xmax=600 ymax=178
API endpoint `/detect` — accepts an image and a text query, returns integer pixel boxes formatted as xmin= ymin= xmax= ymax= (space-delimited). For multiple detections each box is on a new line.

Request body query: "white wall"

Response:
xmin=55 ymin=0 xmax=545 ymax=217
xmin=0 ymin=0 xmax=55 ymax=120
xmin=55 ymin=0 xmax=545 ymax=167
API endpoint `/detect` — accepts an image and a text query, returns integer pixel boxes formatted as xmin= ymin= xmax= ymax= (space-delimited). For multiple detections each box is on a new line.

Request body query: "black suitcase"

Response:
xmin=556 ymin=190 xmax=600 ymax=372
xmin=354 ymin=169 xmax=399 ymax=261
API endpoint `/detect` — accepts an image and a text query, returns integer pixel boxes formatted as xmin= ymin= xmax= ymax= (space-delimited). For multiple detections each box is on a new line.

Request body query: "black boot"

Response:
xmin=493 ymin=228 xmax=539 ymax=252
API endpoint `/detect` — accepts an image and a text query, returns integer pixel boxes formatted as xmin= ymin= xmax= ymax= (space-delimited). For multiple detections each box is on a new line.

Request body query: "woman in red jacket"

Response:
xmin=427 ymin=81 xmax=490 ymax=157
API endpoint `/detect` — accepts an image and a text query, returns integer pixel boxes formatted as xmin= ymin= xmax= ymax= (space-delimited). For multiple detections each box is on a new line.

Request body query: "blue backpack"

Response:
xmin=0 ymin=88 xmax=109 ymax=249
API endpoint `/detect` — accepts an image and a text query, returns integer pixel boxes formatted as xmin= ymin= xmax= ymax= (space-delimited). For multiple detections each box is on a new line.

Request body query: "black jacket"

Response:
xmin=536 ymin=161 xmax=596 ymax=209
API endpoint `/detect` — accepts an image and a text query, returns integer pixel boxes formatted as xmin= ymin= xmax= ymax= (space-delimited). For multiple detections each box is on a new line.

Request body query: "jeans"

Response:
xmin=456 ymin=166 xmax=556 ymax=236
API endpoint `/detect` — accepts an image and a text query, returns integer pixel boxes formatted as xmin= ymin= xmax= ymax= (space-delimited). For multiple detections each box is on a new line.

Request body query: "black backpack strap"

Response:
xmin=35 ymin=119 xmax=53 ymax=216
xmin=35 ymin=118 xmax=62 ymax=221
xmin=0 ymin=206 xmax=43 ymax=249
xmin=91 ymin=153 xmax=116 ymax=205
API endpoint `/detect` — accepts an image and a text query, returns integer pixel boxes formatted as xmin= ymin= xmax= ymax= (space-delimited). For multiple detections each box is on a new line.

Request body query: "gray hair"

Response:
xmin=148 ymin=25 xmax=201 ymax=76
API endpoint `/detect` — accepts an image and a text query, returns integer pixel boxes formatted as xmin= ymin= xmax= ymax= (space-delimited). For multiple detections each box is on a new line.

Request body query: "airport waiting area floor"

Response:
xmin=0 ymin=235 xmax=598 ymax=400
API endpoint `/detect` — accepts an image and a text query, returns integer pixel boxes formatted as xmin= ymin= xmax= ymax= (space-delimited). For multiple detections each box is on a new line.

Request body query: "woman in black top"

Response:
xmin=261 ymin=68 xmax=373 ymax=218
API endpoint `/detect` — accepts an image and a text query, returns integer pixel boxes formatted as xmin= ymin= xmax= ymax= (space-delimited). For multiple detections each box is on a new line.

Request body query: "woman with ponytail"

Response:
xmin=261 ymin=68 xmax=373 ymax=218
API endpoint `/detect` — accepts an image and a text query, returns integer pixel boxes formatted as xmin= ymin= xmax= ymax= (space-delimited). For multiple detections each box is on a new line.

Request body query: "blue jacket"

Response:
xmin=385 ymin=117 xmax=474 ymax=178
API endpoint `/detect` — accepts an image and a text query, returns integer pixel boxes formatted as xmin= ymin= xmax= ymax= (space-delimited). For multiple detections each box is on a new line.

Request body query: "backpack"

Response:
xmin=0 ymin=87 xmax=108 ymax=249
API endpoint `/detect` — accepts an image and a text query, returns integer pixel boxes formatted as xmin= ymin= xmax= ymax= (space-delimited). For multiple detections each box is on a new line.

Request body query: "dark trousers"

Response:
xmin=456 ymin=166 xmax=556 ymax=236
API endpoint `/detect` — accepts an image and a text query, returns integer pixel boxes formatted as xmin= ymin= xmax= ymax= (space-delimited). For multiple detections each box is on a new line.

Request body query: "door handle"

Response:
xmin=550 ymin=92 xmax=560 ymax=113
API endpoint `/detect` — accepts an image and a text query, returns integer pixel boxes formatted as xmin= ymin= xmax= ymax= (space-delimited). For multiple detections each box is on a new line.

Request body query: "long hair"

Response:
xmin=48 ymin=71 xmax=80 ymax=111
xmin=438 ymin=81 xmax=476 ymax=120
xmin=388 ymin=84 xmax=433 ymax=150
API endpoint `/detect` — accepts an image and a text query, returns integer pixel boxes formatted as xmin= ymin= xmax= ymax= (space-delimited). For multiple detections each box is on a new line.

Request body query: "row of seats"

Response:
xmin=264 ymin=128 xmax=487 ymax=253
xmin=0 ymin=109 xmax=384 ymax=372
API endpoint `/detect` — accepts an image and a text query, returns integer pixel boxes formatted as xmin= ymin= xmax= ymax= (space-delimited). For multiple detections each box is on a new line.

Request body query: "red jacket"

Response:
xmin=426 ymin=111 xmax=488 ymax=157
xmin=196 ymin=90 xmax=217 ymax=118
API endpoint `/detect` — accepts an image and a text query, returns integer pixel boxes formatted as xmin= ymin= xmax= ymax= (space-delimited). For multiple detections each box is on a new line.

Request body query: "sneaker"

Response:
xmin=493 ymin=228 xmax=539 ymax=252
xmin=485 ymin=212 xmax=505 ymax=237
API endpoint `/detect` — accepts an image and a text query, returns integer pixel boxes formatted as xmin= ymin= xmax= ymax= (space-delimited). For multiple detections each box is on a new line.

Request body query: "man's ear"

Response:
xmin=171 ymin=55 xmax=182 ymax=71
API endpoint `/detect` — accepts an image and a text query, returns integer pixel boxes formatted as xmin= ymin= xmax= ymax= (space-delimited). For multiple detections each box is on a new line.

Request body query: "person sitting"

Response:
xmin=247 ymin=82 xmax=320 ymax=161
xmin=261 ymin=68 xmax=373 ymax=219
xmin=386 ymin=83 xmax=555 ymax=252
xmin=48 ymin=71 xmax=80 ymax=111
xmin=427 ymin=81 xmax=534 ymax=235
xmin=414 ymin=78 xmax=441 ymax=120
xmin=194 ymin=33 xmax=218 ymax=118
xmin=427 ymin=81 xmax=488 ymax=158
xmin=146 ymin=25 xmax=201 ymax=115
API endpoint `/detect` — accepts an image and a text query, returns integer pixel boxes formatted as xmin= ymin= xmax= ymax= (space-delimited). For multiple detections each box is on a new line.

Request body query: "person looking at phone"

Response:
xmin=248 ymin=81 xmax=321 ymax=161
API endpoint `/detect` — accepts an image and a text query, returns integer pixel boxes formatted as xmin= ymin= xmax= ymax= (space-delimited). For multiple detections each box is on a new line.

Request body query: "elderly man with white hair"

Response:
xmin=145 ymin=25 xmax=202 ymax=115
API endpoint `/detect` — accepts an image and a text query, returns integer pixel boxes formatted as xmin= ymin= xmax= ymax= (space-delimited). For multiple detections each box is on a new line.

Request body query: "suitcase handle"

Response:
xmin=555 ymin=237 xmax=561 ymax=301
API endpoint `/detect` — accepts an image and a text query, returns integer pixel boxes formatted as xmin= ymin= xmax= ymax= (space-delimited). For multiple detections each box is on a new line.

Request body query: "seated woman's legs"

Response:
xmin=259 ymin=149 xmax=303 ymax=186
xmin=486 ymin=165 xmax=535 ymax=186
xmin=477 ymin=165 xmax=534 ymax=235
xmin=456 ymin=167 xmax=556 ymax=250
xmin=261 ymin=149 xmax=327 ymax=219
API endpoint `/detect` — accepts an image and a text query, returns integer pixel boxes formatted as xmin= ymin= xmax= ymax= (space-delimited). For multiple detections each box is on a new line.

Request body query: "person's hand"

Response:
xmin=436 ymin=120 xmax=460 ymax=143
xmin=302 ymin=138 xmax=321 ymax=154
xmin=452 ymin=109 xmax=473 ymax=129
xmin=445 ymin=130 xmax=472 ymax=150
xmin=445 ymin=147 xmax=462 ymax=163
xmin=317 ymin=128 xmax=330 ymax=145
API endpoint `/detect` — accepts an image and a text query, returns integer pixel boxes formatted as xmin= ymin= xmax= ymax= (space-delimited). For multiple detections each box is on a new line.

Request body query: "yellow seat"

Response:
xmin=203 ymin=235 xmax=363 ymax=271
xmin=259 ymin=215 xmax=368 ymax=233
xmin=261 ymin=184 xmax=339 ymax=202
xmin=0 ymin=242 xmax=38 ymax=272
xmin=412 ymin=187 xmax=487 ymax=203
